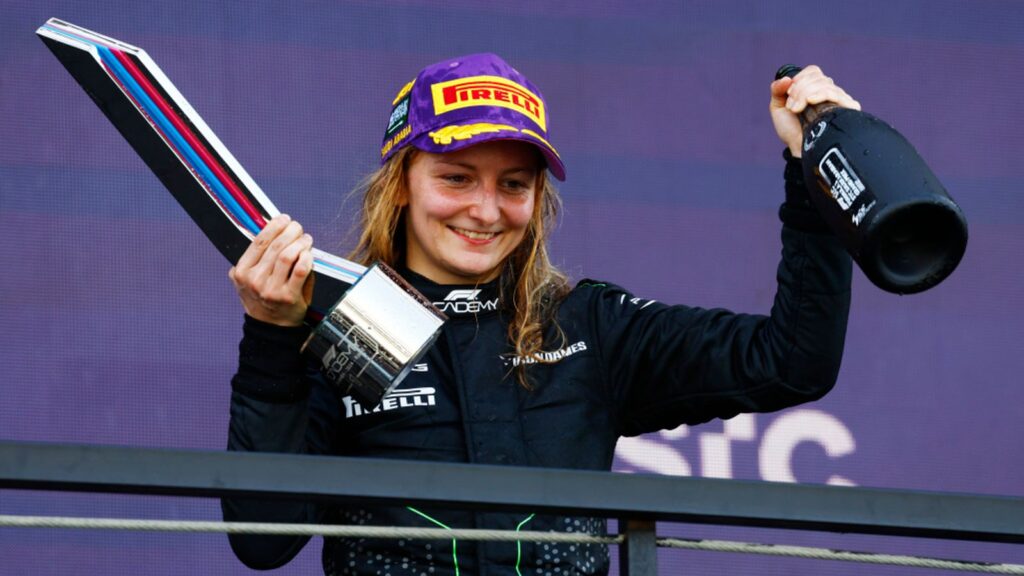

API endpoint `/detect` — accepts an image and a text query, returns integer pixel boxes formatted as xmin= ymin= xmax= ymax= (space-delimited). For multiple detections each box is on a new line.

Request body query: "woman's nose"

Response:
xmin=467 ymin=182 xmax=501 ymax=224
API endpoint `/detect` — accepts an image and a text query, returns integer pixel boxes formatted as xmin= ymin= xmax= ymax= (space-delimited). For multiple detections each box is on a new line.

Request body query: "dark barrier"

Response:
xmin=1 ymin=441 xmax=1022 ymax=574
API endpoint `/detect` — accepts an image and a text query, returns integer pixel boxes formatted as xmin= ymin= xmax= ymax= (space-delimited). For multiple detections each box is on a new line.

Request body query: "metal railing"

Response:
xmin=1 ymin=440 xmax=1022 ymax=574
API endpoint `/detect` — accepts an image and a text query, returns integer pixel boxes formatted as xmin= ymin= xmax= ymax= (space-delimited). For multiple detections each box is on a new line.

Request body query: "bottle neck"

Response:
xmin=800 ymin=101 xmax=841 ymax=128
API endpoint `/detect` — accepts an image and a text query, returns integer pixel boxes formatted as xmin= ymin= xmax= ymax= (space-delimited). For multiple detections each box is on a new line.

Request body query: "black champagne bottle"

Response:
xmin=776 ymin=64 xmax=968 ymax=294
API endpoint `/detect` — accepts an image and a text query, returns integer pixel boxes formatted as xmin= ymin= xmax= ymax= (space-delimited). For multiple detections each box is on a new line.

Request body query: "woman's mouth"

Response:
xmin=450 ymin=226 xmax=499 ymax=243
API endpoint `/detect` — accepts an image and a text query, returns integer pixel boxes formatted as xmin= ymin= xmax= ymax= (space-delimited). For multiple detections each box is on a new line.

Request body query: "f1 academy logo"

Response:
xmin=433 ymin=289 xmax=499 ymax=314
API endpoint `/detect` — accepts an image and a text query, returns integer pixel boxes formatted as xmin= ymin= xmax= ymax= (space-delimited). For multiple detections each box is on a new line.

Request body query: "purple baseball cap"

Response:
xmin=380 ymin=53 xmax=565 ymax=181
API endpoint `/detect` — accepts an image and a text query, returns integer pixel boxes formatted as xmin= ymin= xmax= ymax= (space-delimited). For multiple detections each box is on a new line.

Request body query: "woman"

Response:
xmin=224 ymin=53 xmax=857 ymax=575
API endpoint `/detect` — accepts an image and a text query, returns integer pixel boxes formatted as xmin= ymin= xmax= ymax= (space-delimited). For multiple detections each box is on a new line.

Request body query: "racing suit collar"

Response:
xmin=398 ymin=267 xmax=503 ymax=319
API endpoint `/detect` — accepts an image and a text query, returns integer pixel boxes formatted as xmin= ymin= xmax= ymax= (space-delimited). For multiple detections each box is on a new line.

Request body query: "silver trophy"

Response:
xmin=38 ymin=18 xmax=446 ymax=406
xmin=303 ymin=263 xmax=446 ymax=406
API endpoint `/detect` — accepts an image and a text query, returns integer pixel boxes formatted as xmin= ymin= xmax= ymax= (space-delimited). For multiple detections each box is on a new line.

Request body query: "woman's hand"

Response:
xmin=229 ymin=214 xmax=315 ymax=327
xmin=769 ymin=65 xmax=861 ymax=158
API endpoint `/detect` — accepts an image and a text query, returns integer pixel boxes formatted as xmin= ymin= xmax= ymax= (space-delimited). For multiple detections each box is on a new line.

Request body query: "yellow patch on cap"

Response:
xmin=520 ymin=128 xmax=560 ymax=158
xmin=392 ymin=79 xmax=415 ymax=106
xmin=428 ymin=123 xmax=519 ymax=145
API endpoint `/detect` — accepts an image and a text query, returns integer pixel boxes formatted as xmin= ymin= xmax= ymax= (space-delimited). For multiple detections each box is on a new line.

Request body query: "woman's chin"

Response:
xmin=442 ymin=261 xmax=502 ymax=284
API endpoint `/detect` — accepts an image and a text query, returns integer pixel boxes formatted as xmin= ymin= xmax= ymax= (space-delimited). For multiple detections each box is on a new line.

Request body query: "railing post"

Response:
xmin=619 ymin=519 xmax=658 ymax=576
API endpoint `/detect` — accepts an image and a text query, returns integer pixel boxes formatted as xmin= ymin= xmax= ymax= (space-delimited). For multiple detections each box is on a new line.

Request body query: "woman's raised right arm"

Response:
xmin=221 ymin=215 xmax=337 ymax=569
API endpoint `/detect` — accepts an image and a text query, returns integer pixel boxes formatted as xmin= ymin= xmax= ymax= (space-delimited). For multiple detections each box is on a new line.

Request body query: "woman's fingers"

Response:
xmin=272 ymin=232 xmax=314 ymax=291
xmin=265 ymin=221 xmax=307 ymax=285
xmin=769 ymin=65 xmax=861 ymax=157
xmin=234 ymin=214 xmax=291 ymax=273
xmin=769 ymin=76 xmax=794 ymax=110
xmin=785 ymin=66 xmax=861 ymax=113
xmin=289 ymin=247 xmax=316 ymax=299
xmin=228 ymin=215 xmax=314 ymax=326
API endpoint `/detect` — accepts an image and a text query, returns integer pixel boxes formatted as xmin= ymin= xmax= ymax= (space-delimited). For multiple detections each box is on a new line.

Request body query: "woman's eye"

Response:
xmin=503 ymin=180 xmax=529 ymax=192
xmin=442 ymin=174 xmax=469 ymax=185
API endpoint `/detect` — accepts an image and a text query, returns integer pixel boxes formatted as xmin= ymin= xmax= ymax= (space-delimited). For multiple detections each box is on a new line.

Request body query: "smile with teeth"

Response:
xmin=450 ymin=226 xmax=499 ymax=241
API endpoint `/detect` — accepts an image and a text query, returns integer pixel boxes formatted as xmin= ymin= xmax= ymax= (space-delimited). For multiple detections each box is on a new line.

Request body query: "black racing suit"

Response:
xmin=222 ymin=152 xmax=852 ymax=575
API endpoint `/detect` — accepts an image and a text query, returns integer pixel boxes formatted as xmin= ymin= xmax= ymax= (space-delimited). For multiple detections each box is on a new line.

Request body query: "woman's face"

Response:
xmin=403 ymin=140 xmax=540 ymax=285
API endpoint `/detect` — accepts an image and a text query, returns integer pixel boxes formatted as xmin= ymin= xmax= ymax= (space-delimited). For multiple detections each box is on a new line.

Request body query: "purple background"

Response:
xmin=2 ymin=1 xmax=1022 ymax=574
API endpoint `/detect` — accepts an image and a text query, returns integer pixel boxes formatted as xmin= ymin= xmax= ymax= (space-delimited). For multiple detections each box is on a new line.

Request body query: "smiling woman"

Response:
xmin=223 ymin=53 xmax=856 ymax=576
